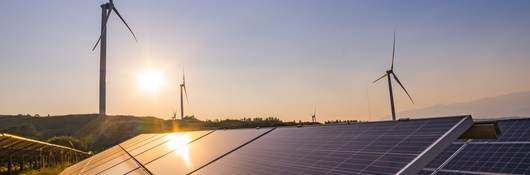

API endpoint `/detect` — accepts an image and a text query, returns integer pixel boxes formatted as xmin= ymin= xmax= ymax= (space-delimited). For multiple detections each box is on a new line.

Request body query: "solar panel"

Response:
xmin=442 ymin=143 xmax=530 ymax=174
xmin=192 ymin=116 xmax=472 ymax=175
xmin=61 ymin=116 xmax=474 ymax=175
xmin=94 ymin=131 xmax=212 ymax=175
xmin=130 ymin=128 xmax=274 ymax=175
xmin=422 ymin=118 xmax=530 ymax=175
xmin=60 ymin=131 xmax=211 ymax=175
xmin=60 ymin=134 xmax=163 ymax=175
xmin=63 ymin=134 xmax=162 ymax=174
xmin=1 ymin=133 xmax=89 ymax=175
xmin=495 ymin=118 xmax=530 ymax=141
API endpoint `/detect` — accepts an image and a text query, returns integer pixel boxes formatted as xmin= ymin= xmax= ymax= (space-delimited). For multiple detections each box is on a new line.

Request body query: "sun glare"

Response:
xmin=167 ymin=133 xmax=192 ymax=166
xmin=138 ymin=70 xmax=165 ymax=94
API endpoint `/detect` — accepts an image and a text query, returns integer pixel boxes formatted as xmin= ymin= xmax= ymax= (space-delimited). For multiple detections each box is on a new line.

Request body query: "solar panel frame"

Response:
xmin=424 ymin=143 xmax=463 ymax=169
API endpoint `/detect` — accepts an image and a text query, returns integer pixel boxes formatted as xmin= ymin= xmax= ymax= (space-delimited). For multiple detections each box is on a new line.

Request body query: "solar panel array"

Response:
xmin=0 ymin=133 xmax=90 ymax=174
xmin=194 ymin=117 xmax=470 ymax=175
xmin=422 ymin=118 xmax=530 ymax=175
xmin=61 ymin=116 xmax=473 ymax=175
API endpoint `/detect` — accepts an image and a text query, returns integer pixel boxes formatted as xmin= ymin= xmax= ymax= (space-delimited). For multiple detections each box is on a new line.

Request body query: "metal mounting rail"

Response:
xmin=430 ymin=139 xmax=471 ymax=175
xmin=118 ymin=144 xmax=153 ymax=175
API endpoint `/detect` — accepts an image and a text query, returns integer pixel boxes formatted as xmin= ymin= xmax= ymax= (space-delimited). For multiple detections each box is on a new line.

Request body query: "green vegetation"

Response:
xmin=0 ymin=114 xmax=311 ymax=153
xmin=18 ymin=163 xmax=70 ymax=175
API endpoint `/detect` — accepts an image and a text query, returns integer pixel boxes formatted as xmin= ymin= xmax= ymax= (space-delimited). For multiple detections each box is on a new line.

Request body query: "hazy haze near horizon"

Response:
xmin=1 ymin=0 xmax=530 ymax=121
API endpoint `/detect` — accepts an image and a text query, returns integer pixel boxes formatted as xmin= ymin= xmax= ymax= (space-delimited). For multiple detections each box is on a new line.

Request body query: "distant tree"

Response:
xmin=3 ymin=123 xmax=41 ymax=138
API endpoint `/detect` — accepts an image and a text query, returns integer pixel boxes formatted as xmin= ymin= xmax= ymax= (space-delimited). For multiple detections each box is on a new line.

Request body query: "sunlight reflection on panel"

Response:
xmin=166 ymin=133 xmax=192 ymax=167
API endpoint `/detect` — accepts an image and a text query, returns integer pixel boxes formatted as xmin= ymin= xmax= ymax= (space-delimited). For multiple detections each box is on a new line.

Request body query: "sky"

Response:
xmin=1 ymin=0 xmax=530 ymax=121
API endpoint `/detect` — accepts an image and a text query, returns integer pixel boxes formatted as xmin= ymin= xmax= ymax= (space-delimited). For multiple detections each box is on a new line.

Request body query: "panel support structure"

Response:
xmin=397 ymin=116 xmax=473 ymax=175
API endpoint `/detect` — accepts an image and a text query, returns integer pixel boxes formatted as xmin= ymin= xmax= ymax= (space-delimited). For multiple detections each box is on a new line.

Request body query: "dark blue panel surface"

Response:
xmin=442 ymin=143 xmax=530 ymax=175
xmin=496 ymin=118 xmax=530 ymax=141
xmin=416 ymin=170 xmax=434 ymax=175
xmin=194 ymin=117 xmax=466 ymax=175
xmin=433 ymin=171 xmax=473 ymax=175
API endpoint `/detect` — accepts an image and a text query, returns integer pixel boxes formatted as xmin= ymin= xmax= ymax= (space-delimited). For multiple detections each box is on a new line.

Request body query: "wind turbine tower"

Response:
xmin=92 ymin=0 xmax=137 ymax=115
xmin=311 ymin=106 xmax=317 ymax=123
xmin=179 ymin=71 xmax=189 ymax=120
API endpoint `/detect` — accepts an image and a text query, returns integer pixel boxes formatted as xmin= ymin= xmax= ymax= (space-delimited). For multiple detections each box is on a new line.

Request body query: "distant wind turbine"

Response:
xmin=373 ymin=32 xmax=414 ymax=120
xmin=175 ymin=70 xmax=189 ymax=120
xmin=92 ymin=0 xmax=138 ymax=115
xmin=311 ymin=106 xmax=317 ymax=123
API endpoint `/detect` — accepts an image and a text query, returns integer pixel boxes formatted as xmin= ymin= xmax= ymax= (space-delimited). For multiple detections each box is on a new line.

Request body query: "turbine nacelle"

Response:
xmin=101 ymin=3 xmax=112 ymax=8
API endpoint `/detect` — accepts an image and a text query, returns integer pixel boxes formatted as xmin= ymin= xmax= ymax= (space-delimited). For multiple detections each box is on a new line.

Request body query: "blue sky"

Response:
xmin=1 ymin=0 xmax=530 ymax=121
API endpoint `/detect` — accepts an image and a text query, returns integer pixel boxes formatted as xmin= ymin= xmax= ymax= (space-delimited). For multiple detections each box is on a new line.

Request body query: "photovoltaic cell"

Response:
xmin=193 ymin=117 xmax=470 ymax=175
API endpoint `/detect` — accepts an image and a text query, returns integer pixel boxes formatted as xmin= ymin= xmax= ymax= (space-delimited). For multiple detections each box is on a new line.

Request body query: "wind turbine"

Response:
xmin=373 ymin=32 xmax=414 ymax=120
xmin=92 ymin=0 xmax=138 ymax=115
xmin=178 ymin=70 xmax=189 ymax=120
xmin=311 ymin=106 xmax=317 ymax=123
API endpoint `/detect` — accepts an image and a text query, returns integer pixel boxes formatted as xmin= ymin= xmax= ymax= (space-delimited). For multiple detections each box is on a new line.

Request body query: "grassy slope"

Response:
xmin=0 ymin=114 xmax=168 ymax=151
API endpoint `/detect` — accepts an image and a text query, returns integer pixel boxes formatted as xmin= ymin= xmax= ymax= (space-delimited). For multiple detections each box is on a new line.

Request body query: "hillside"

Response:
xmin=0 ymin=114 xmax=170 ymax=151
xmin=400 ymin=91 xmax=530 ymax=118
xmin=0 ymin=114 xmax=295 ymax=152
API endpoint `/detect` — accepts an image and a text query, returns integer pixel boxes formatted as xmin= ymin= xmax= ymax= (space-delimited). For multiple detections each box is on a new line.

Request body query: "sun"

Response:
xmin=138 ymin=70 xmax=165 ymax=94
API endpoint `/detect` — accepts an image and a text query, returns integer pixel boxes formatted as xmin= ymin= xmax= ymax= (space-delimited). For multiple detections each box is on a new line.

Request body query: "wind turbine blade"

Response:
xmin=372 ymin=73 xmax=387 ymax=84
xmin=183 ymin=86 xmax=189 ymax=104
xmin=91 ymin=9 xmax=112 ymax=51
xmin=91 ymin=37 xmax=101 ymax=51
xmin=391 ymin=72 xmax=414 ymax=104
xmin=391 ymin=30 xmax=396 ymax=70
xmin=182 ymin=70 xmax=186 ymax=85
xmin=111 ymin=7 xmax=137 ymax=42
xmin=313 ymin=105 xmax=316 ymax=116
